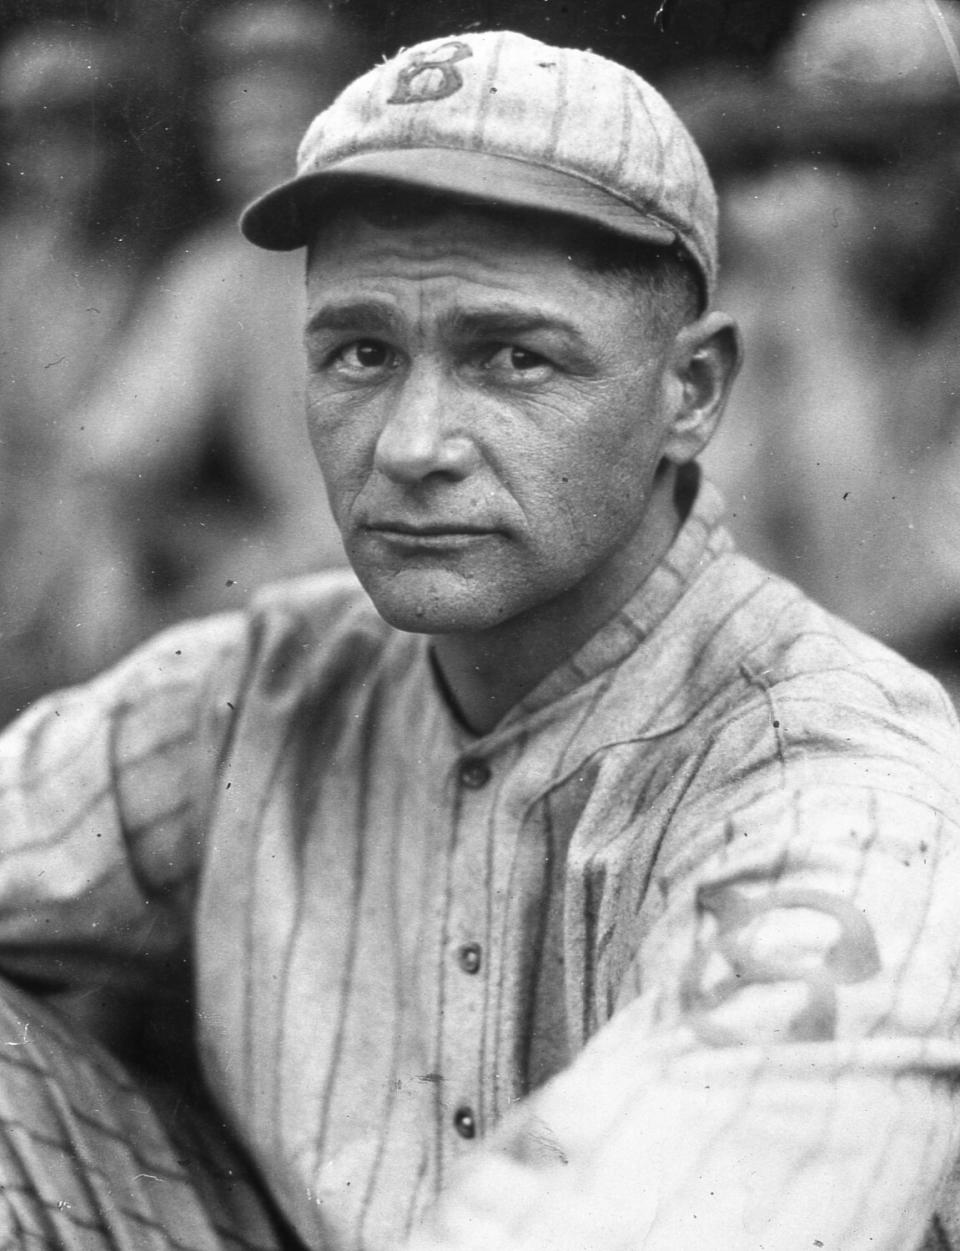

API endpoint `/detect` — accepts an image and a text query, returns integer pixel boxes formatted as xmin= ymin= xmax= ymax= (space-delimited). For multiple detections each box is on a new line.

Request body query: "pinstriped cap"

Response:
xmin=240 ymin=30 xmax=718 ymax=302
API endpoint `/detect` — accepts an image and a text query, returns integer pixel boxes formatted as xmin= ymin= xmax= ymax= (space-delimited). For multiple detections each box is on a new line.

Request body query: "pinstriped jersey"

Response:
xmin=1 ymin=479 xmax=960 ymax=1249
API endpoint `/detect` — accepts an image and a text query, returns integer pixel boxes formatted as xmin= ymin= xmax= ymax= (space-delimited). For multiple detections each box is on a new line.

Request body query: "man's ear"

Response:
xmin=661 ymin=312 xmax=743 ymax=464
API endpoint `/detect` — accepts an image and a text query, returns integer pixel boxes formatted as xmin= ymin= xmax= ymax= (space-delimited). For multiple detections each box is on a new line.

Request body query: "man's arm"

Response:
xmin=410 ymin=749 xmax=960 ymax=1249
xmin=0 ymin=610 xmax=248 ymax=997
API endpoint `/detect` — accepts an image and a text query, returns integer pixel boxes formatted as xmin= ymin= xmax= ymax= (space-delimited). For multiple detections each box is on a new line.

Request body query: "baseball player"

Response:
xmin=0 ymin=28 xmax=959 ymax=1251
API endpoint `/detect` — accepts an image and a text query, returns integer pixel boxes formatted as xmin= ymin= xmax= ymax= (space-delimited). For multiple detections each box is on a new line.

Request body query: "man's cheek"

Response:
xmin=306 ymin=411 xmax=372 ymax=482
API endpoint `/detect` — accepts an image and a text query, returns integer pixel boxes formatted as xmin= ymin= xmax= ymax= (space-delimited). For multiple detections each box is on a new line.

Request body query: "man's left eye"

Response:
xmin=484 ymin=345 xmax=551 ymax=375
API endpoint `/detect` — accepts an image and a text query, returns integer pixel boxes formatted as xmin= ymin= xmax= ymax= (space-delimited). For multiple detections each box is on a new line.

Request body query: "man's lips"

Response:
xmin=366 ymin=521 xmax=493 ymax=537
xmin=359 ymin=520 xmax=499 ymax=549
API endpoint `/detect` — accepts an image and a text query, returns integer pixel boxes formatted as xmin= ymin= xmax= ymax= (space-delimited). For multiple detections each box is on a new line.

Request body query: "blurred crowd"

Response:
xmin=0 ymin=0 xmax=959 ymax=725
xmin=676 ymin=0 xmax=960 ymax=700
xmin=0 ymin=1 xmax=366 ymax=723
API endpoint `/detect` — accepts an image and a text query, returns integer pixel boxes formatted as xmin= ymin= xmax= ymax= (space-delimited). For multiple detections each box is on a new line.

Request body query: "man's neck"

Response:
xmin=430 ymin=480 xmax=685 ymax=736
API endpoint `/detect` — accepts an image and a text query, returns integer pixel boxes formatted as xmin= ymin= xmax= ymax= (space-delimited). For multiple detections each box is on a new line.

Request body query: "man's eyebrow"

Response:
xmin=304 ymin=301 xmax=398 ymax=338
xmin=304 ymin=300 xmax=594 ymax=354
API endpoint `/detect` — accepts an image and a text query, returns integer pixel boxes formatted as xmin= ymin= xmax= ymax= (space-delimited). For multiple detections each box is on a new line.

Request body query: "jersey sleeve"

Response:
xmin=0 ymin=610 xmax=250 ymax=995
xmin=409 ymin=685 xmax=960 ymax=1251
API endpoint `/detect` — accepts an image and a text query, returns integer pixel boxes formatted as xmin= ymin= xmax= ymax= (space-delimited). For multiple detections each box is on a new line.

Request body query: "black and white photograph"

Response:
xmin=0 ymin=2 xmax=959 ymax=1248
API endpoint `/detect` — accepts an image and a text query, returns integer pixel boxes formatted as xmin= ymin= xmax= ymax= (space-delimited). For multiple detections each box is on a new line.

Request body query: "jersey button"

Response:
xmin=457 ymin=942 xmax=482 ymax=974
xmin=453 ymin=1106 xmax=477 ymax=1139
xmin=458 ymin=759 xmax=491 ymax=789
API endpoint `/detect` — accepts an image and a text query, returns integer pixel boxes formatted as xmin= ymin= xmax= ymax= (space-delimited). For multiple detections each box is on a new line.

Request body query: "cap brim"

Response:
xmin=239 ymin=147 xmax=677 ymax=252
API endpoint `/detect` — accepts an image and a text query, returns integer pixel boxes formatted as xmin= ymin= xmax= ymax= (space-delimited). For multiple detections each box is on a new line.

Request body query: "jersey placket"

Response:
xmin=432 ymin=747 xmax=503 ymax=1184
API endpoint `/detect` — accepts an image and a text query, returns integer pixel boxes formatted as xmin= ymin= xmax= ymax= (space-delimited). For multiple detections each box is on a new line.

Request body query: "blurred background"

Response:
xmin=0 ymin=0 xmax=958 ymax=726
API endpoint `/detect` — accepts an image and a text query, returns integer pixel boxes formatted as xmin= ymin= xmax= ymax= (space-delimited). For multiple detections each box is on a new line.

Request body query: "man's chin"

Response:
xmin=355 ymin=567 xmax=512 ymax=636
xmin=367 ymin=593 xmax=493 ymax=636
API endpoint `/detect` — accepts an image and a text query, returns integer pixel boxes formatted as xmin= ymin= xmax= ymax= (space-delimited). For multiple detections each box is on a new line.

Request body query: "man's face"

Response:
xmin=304 ymin=205 xmax=687 ymax=637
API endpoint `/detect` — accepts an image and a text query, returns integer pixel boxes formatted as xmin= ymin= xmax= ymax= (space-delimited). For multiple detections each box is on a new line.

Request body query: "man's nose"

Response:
xmin=373 ymin=367 xmax=479 ymax=485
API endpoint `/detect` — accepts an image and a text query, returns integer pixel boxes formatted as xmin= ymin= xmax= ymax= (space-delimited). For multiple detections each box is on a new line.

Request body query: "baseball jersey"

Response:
xmin=1 ymin=478 xmax=960 ymax=1250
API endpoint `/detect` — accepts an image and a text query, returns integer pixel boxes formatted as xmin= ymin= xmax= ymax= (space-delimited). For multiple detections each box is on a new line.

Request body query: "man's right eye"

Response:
xmin=334 ymin=340 xmax=396 ymax=371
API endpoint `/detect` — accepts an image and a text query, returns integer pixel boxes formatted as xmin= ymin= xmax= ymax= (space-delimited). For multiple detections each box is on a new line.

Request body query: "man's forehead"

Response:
xmin=302 ymin=195 xmax=686 ymax=347
xmin=305 ymin=186 xmax=588 ymax=268
xmin=304 ymin=198 xmax=602 ymax=301
xmin=302 ymin=216 xmax=640 ymax=363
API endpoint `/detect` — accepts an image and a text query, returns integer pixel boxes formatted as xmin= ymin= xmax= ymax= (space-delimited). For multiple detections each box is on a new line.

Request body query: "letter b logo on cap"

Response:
xmin=388 ymin=41 xmax=473 ymax=105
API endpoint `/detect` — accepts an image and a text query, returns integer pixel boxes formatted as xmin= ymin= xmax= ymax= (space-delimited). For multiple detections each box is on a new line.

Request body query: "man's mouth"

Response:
xmin=362 ymin=521 xmax=496 ymax=549
xmin=368 ymin=521 xmax=491 ymax=537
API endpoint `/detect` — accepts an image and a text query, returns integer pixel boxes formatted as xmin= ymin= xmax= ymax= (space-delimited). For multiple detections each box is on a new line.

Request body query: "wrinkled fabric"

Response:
xmin=0 ymin=480 xmax=959 ymax=1249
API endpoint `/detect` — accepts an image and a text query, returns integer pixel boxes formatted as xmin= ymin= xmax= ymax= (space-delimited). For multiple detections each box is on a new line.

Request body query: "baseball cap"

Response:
xmin=240 ymin=30 xmax=718 ymax=303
